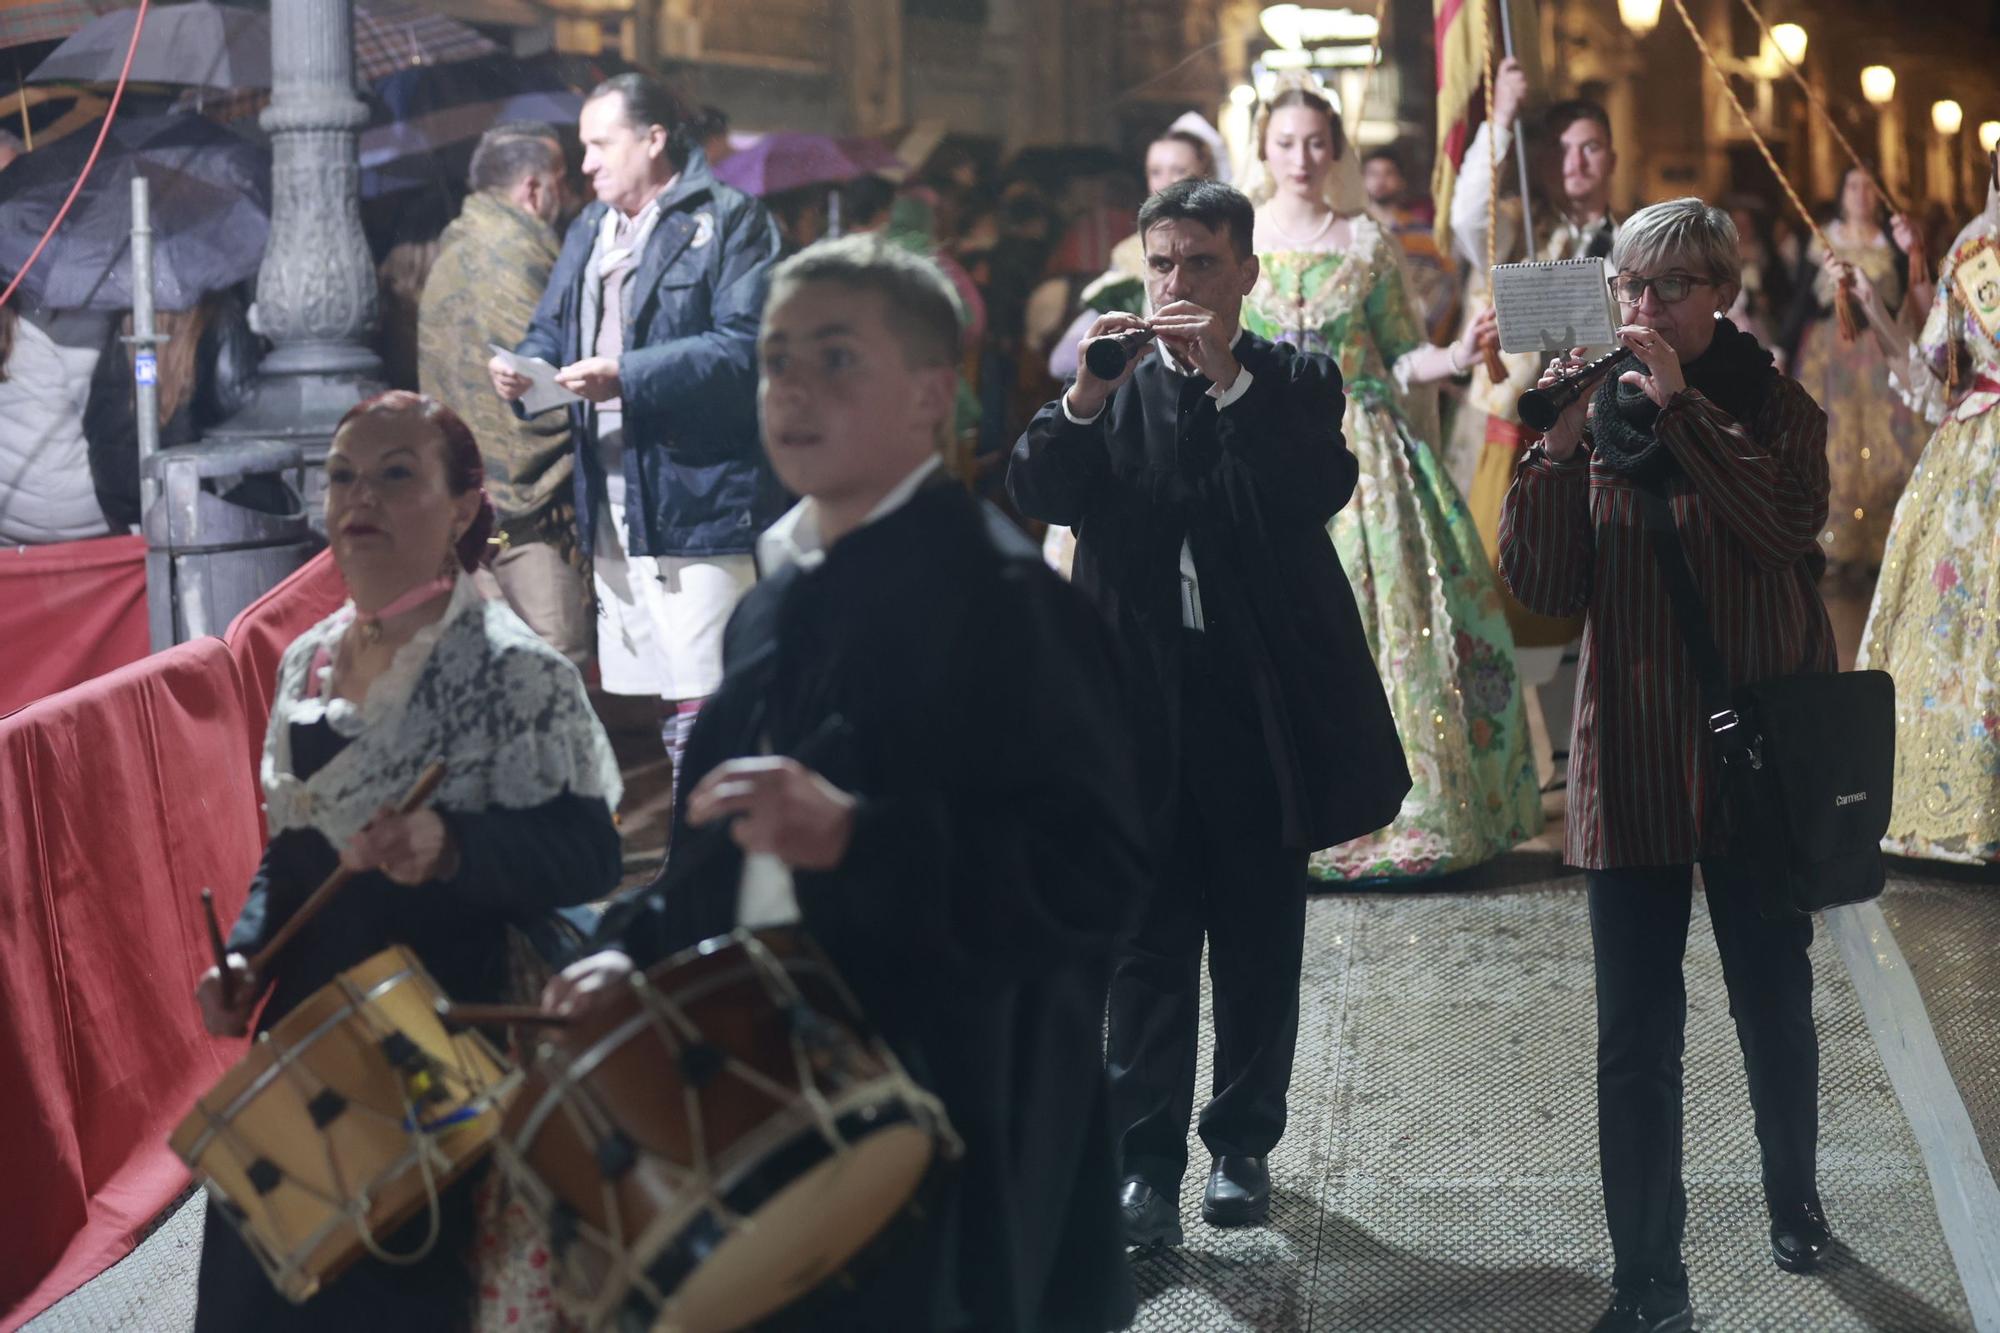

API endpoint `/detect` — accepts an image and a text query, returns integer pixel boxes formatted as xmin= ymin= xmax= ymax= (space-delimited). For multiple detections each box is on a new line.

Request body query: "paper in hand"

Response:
xmin=1490 ymin=259 xmax=1619 ymax=354
xmin=488 ymin=344 xmax=582 ymax=415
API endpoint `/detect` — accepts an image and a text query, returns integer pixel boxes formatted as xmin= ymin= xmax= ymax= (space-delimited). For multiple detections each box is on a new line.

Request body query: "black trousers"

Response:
xmin=1106 ymin=631 xmax=1309 ymax=1195
xmin=1586 ymin=861 xmax=1820 ymax=1293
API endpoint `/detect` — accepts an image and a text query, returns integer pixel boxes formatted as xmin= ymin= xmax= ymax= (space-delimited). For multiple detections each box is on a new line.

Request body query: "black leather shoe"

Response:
xmin=1118 ymin=1179 xmax=1182 ymax=1253
xmin=1587 ymin=1282 xmax=1694 ymax=1332
xmin=1771 ymin=1200 xmax=1833 ymax=1273
xmin=1201 ymin=1155 xmax=1270 ymax=1227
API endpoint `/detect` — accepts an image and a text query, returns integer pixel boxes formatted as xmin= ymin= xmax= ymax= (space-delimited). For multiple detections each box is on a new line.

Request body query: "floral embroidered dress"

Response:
xmin=1855 ymin=188 xmax=2000 ymax=864
xmin=1241 ymin=214 xmax=1541 ymax=880
xmin=1789 ymin=223 xmax=1922 ymax=570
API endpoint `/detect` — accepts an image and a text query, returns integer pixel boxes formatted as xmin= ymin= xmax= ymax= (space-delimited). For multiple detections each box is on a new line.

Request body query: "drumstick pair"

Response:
xmin=199 ymin=761 xmax=449 ymax=1010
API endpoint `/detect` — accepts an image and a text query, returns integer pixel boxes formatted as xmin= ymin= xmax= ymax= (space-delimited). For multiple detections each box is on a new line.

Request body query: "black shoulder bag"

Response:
xmin=1633 ymin=483 xmax=1894 ymax=918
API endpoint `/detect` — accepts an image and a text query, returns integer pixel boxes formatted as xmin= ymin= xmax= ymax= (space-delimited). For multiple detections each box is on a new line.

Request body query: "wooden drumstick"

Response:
xmin=246 ymin=760 xmax=449 ymax=981
xmin=201 ymin=887 xmax=234 ymax=1007
xmin=436 ymin=1002 xmax=576 ymax=1031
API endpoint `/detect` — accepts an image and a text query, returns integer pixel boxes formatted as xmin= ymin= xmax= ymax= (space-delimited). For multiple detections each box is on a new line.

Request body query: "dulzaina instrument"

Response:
xmin=1516 ymin=349 xmax=1636 ymax=432
xmin=1082 ymin=324 xmax=1154 ymax=379
xmin=494 ymin=926 xmax=962 ymax=1333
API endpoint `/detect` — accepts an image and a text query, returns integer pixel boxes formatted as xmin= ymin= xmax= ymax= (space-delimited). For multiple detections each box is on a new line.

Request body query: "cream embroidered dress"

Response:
xmin=1791 ymin=222 xmax=1923 ymax=570
xmin=1856 ymin=187 xmax=2000 ymax=865
xmin=1240 ymin=214 xmax=1541 ymax=880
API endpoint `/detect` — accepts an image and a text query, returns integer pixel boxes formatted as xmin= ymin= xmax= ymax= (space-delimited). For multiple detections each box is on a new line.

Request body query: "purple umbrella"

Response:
xmin=711 ymin=132 xmax=901 ymax=198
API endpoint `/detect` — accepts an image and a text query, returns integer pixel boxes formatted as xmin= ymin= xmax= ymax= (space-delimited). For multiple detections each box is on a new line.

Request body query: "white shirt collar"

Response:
xmin=1157 ymin=325 xmax=1246 ymax=378
xmin=757 ymin=455 xmax=945 ymax=574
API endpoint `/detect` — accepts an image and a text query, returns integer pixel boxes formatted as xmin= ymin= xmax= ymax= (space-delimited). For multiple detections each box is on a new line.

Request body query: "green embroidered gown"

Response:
xmin=1241 ymin=216 xmax=1541 ymax=880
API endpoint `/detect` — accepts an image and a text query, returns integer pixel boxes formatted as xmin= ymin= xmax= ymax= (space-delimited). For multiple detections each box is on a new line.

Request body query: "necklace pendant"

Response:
xmin=360 ymin=620 xmax=383 ymax=647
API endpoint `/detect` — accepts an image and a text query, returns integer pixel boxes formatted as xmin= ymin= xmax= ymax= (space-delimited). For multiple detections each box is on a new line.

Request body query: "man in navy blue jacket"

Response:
xmin=491 ymin=74 xmax=784 ymax=780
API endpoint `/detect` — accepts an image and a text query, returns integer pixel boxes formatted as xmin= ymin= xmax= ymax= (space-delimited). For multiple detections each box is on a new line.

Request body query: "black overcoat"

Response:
xmin=598 ymin=480 xmax=1148 ymax=1333
xmin=1007 ymin=331 xmax=1409 ymax=852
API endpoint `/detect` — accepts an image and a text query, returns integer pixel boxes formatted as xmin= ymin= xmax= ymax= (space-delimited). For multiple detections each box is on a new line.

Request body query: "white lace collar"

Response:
xmin=263 ymin=578 xmax=623 ymax=848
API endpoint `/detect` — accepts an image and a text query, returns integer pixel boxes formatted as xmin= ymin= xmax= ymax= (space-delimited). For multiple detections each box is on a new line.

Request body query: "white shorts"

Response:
xmin=593 ymin=491 xmax=756 ymax=700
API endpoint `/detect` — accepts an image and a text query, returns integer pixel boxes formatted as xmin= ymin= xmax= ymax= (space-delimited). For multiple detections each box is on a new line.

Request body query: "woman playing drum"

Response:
xmin=192 ymin=391 xmax=623 ymax=1331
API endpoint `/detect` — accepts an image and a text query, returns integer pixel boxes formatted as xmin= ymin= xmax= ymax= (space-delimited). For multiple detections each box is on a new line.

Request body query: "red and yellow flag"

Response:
xmin=1432 ymin=0 xmax=1542 ymax=256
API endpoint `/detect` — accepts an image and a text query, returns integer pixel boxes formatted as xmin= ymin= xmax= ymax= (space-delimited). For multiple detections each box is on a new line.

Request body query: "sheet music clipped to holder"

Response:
xmin=1490 ymin=257 xmax=1619 ymax=354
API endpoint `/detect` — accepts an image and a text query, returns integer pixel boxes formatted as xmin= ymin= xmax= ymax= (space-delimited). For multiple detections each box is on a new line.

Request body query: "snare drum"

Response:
xmin=498 ymin=927 xmax=958 ymax=1333
xmin=171 ymin=945 xmax=517 ymax=1303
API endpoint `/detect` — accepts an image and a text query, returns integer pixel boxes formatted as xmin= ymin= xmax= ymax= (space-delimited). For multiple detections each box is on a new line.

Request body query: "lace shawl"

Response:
xmin=262 ymin=576 xmax=624 ymax=849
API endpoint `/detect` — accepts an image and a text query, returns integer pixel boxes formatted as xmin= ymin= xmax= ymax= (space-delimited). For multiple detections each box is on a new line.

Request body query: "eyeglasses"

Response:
xmin=1609 ymin=273 xmax=1711 ymax=305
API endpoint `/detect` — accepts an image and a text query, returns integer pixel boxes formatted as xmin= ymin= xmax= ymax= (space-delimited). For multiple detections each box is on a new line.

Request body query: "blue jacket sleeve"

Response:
xmin=615 ymin=199 xmax=782 ymax=450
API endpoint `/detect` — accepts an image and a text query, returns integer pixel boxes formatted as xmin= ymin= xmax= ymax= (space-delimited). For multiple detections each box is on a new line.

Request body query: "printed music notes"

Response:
xmin=1490 ymin=258 xmax=1619 ymax=354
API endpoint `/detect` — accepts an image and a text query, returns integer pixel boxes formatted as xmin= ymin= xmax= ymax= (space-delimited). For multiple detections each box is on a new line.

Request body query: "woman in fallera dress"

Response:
xmin=1777 ymin=166 xmax=1926 ymax=581
xmin=1236 ymin=77 xmax=1540 ymax=882
xmin=1848 ymin=152 xmax=2000 ymax=866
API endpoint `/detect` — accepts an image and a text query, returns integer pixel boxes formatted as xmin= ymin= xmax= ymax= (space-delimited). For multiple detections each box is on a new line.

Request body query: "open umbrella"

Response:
xmin=358 ymin=52 xmax=584 ymax=197
xmin=0 ymin=0 xmax=112 ymax=50
xmin=712 ymin=131 xmax=902 ymax=198
xmin=0 ymin=110 xmax=269 ymax=310
xmin=29 ymin=0 xmax=499 ymax=90
xmin=28 ymin=1 xmax=267 ymax=90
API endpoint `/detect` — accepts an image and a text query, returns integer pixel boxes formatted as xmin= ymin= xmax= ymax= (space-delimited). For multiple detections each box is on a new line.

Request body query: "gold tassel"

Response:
xmin=1906 ymin=226 xmax=1931 ymax=289
xmin=1834 ymin=271 xmax=1862 ymax=343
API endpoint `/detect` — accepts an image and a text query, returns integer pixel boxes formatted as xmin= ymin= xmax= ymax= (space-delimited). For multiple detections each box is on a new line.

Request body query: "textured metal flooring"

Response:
xmin=1879 ymin=866 xmax=2000 ymax=1175
xmin=26 ymin=857 xmax=1986 ymax=1333
xmin=1130 ymin=857 xmax=1974 ymax=1333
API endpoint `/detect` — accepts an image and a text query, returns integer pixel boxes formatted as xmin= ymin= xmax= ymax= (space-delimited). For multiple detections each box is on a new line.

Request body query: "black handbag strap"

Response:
xmin=1632 ymin=483 xmax=1757 ymax=758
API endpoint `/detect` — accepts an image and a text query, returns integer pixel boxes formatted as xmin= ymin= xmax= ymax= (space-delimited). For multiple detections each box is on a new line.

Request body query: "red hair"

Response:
xmin=333 ymin=390 xmax=498 ymax=572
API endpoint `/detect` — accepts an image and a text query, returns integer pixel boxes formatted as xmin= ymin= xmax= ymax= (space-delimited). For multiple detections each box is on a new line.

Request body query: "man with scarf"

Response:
xmin=491 ymin=75 xmax=784 ymax=787
xmin=1500 ymin=198 xmax=1836 ymax=1333
xmin=1008 ymin=178 xmax=1408 ymax=1252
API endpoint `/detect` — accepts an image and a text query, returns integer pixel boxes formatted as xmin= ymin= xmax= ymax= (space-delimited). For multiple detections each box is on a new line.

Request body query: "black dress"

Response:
xmin=192 ymin=717 xmax=619 ymax=1333
xmin=598 ymin=480 xmax=1150 ymax=1333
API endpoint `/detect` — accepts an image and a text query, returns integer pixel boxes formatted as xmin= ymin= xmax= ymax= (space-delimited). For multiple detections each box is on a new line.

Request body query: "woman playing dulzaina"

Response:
xmin=1501 ymin=199 xmax=1837 ymax=1333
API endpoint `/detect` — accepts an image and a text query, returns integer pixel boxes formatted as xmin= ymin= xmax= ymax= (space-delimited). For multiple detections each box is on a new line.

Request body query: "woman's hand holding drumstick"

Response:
xmin=194 ymin=761 xmax=449 ymax=1036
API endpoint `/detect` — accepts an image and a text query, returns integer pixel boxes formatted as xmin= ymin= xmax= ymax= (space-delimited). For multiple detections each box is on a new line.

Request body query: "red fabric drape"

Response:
xmin=0 ymin=640 xmax=264 ymax=1328
xmin=0 ymin=535 xmax=149 ymax=717
xmin=1 ymin=547 xmax=345 ymax=1328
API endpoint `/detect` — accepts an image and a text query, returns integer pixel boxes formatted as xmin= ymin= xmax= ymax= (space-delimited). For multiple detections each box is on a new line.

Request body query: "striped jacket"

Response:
xmin=1499 ymin=380 xmax=1836 ymax=868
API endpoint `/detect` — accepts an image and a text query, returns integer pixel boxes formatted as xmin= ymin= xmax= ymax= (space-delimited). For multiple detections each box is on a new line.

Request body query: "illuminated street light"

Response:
xmin=1617 ymin=0 xmax=1662 ymax=37
xmin=1259 ymin=5 xmax=1379 ymax=50
xmin=1771 ymin=22 xmax=1807 ymax=66
xmin=1933 ymin=99 xmax=1964 ymax=136
xmin=1860 ymin=66 xmax=1896 ymax=106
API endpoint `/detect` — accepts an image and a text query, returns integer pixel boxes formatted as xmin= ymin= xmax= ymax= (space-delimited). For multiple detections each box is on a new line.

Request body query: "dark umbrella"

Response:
xmin=712 ymin=132 xmax=902 ymax=198
xmin=359 ymin=53 xmax=582 ymax=197
xmin=0 ymin=111 xmax=269 ymax=310
xmin=28 ymin=1 xmax=268 ymax=91
xmin=0 ymin=0 xmax=114 ymax=51
xmin=30 ymin=0 xmax=499 ymax=90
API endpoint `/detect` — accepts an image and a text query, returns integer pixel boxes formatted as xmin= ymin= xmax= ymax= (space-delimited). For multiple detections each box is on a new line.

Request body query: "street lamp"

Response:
xmin=1981 ymin=121 xmax=2000 ymax=154
xmin=1617 ymin=0 xmax=1662 ymax=37
xmin=1933 ymin=100 xmax=1964 ymax=136
xmin=1259 ymin=5 xmax=1378 ymax=50
xmin=1770 ymin=22 xmax=1807 ymax=66
xmin=1860 ymin=65 xmax=1896 ymax=107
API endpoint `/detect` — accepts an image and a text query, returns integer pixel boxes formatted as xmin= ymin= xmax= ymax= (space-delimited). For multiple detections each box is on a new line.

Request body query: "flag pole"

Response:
xmin=1497 ymin=0 xmax=1534 ymax=255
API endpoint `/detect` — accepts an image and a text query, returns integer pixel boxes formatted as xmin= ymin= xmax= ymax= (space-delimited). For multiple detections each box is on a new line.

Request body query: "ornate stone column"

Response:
xmin=211 ymin=0 xmax=383 ymax=453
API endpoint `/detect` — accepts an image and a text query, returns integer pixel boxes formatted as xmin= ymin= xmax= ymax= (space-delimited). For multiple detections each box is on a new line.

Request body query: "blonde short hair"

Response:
xmin=1611 ymin=197 xmax=1742 ymax=289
